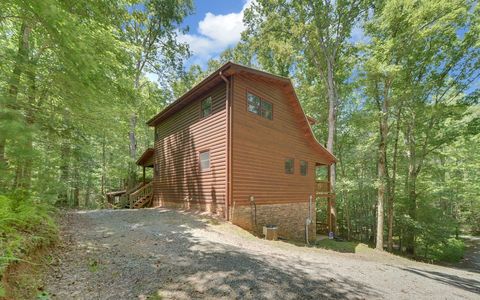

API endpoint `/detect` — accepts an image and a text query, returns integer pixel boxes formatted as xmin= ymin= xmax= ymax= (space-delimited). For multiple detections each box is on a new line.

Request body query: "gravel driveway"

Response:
xmin=43 ymin=209 xmax=480 ymax=299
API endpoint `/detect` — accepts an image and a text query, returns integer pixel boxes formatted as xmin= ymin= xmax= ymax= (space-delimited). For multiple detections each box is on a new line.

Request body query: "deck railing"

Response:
xmin=129 ymin=181 xmax=153 ymax=208
xmin=316 ymin=180 xmax=331 ymax=194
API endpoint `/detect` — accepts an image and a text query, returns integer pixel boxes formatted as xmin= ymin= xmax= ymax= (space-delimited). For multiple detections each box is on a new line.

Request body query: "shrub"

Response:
xmin=436 ymin=238 xmax=465 ymax=263
xmin=0 ymin=194 xmax=58 ymax=296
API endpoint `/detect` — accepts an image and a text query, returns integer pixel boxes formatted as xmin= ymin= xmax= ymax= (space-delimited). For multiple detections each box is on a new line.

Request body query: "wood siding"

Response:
xmin=231 ymin=74 xmax=328 ymax=207
xmin=153 ymin=84 xmax=227 ymax=211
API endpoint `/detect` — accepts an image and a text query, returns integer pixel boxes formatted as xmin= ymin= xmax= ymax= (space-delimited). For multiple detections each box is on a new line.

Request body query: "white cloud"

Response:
xmin=180 ymin=0 xmax=253 ymax=67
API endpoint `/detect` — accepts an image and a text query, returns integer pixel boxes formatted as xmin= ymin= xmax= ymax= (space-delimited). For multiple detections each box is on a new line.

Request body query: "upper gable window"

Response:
xmin=201 ymin=97 xmax=212 ymax=118
xmin=247 ymin=92 xmax=273 ymax=120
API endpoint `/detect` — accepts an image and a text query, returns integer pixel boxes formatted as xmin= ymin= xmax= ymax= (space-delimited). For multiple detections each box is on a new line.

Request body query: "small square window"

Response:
xmin=300 ymin=160 xmax=308 ymax=176
xmin=201 ymin=97 xmax=212 ymax=117
xmin=199 ymin=150 xmax=210 ymax=171
xmin=154 ymin=164 xmax=160 ymax=176
xmin=285 ymin=158 xmax=294 ymax=174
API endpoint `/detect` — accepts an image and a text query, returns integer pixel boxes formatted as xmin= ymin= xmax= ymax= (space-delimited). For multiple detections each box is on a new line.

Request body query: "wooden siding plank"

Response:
xmin=231 ymin=74 xmax=326 ymax=206
xmin=153 ymin=84 xmax=227 ymax=208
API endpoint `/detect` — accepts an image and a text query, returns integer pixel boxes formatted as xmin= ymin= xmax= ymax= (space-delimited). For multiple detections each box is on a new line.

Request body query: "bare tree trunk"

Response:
xmin=376 ymin=90 xmax=389 ymax=251
xmin=14 ymin=58 xmax=38 ymax=190
xmin=58 ymin=141 xmax=70 ymax=206
xmin=338 ymin=147 xmax=351 ymax=240
xmin=85 ymin=174 xmax=92 ymax=208
xmin=128 ymin=113 xmax=137 ymax=188
xmin=387 ymin=107 xmax=401 ymax=251
xmin=326 ymin=59 xmax=337 ymax=234
xmin=101 ymin=134 xmax=106 ymax=195
xmin=405 ymin=121 xmax=417 ymax=255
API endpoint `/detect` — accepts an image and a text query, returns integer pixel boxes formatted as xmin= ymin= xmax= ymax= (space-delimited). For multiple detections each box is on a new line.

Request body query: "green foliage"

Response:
xmin=315 ymin=239 xmax=361 ymax=253
xmin=417 ymin=237 xmax=466 ymax=263
xmin=0 ymin=194 xmax=58 ymax=291
xmin=437 ymin=239 xmax=466 ymax=262
xmin=0 ymin=0 xmax=191 ymax=208
xmin=36 ymin=291 xmax=51 ymax=300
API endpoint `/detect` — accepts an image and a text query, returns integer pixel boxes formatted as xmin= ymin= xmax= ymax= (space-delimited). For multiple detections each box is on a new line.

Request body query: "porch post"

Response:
xmin=143 ymin=166 xmax=146 ymax=184
xmin=327 ymin=166 xmax=332 ymax=234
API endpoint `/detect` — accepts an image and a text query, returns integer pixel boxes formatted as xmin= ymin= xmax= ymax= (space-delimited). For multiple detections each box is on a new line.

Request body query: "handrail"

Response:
xmin=129 ymin=182 xmax=153 ymax=208
xmin=126 ymin=182 xmax=146 ymax=195
xmin=316 ymin=180 xmax=331 ymax=194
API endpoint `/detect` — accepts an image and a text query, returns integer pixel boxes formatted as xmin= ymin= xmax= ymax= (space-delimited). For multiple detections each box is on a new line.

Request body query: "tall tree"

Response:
xmin=122 ymin=0 xmax=192 ymax=188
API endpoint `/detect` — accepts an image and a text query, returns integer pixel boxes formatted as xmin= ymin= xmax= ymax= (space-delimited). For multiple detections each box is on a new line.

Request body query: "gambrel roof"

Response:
xmin=147 ymin=62 xmax=336 ymax=163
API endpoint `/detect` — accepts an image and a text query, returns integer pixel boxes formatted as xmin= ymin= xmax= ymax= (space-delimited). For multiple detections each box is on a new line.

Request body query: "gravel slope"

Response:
xmin=42 ymin=209 xmax=480 ymax=299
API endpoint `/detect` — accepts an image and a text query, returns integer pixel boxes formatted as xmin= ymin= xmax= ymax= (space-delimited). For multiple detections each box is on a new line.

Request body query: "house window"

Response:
xmin=199 ymin=150 xmax=210 ymax=171
xmin=201 ymin=97 xmax=212 ymax=117
xmin=285 ymin=158 xmax=294 ymax=174
xmin=261 ymin=100 xmax=273 ymax=120
xmin=154 ymin=164 xmax=159 ymax=176
xmin=300 ymin=160 xmax=308 ymax=176
xmin=247 ymin=92 xmax=273 ymax=120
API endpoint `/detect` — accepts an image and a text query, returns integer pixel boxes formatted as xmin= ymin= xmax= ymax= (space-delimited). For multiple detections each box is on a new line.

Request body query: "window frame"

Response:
xmin=260 ymin=99 xmax=273 ymax=120
xmin=300 ymin=160 xmax=308 ymax=176
xmin=246 ymin=90 xmax=273 ymax=120
xmin=284 ymin=158 xmax=295 ymax=175
xmin=199 ymin=150 xmax=211 ymax=172
xmin=200 ymin=96 xmax=213 ymax=118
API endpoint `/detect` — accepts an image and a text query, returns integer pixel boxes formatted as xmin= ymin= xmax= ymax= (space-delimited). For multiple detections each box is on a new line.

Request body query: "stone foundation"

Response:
xmin=153 ymin=195 xmax=315 ymax=243
xmin=231 ymin=201 xmax=316 ymax=243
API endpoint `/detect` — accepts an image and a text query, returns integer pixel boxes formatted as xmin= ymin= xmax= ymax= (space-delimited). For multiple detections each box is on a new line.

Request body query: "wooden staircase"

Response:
xmin=129 ymin=181 xmax=153 ymax=209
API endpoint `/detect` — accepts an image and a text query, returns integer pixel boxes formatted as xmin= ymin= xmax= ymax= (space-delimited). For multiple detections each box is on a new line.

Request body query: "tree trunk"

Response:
xmin=58 ymin=141 xmax=70 ymax=206
xmin=85 ymin=175 xmax=92 ymax=208
xmin=405 ymin=121 xmax=417 ymax=255
xmin=128 ymin=113 xmax=137 ymax=189
xmin=101 ymin=134 xmax=106 ymax=195
xmin=325 ymin=58 xmax=337 ymax=234
xmin=387 ymin=107 xmax=402 ymax=252
xmin=14 ymin=58 xmax=38 ymax=190
xmin=338 ymin=148 xmax=351 ymax=240
xmin=376 ymin=93 xmax=389 ymax=251
xmin=0 ymin=21 xmax=31 ymax=170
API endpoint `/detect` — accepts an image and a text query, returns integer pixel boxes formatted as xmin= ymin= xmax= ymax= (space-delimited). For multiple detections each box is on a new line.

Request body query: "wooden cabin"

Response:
xmin=133 ymin=62 xmax=336 ymax=241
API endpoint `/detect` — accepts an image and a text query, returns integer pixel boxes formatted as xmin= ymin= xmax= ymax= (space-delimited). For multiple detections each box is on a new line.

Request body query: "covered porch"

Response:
xmin=129 ymin=147 xmax=155 ymax=208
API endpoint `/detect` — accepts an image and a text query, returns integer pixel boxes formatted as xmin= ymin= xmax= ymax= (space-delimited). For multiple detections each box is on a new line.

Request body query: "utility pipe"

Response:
xmin=306 ymin=195 xmax=313 ymax=245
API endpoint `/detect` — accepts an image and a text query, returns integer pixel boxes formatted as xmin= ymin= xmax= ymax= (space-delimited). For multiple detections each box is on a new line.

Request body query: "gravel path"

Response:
xmin=43 ymin=209 xmax=480 ymax=299
xmin=454 ymin=236 xmax=480 ymax=272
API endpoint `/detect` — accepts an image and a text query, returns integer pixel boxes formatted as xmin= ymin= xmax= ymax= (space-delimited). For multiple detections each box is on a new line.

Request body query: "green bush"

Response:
xmin=436 ymin=238 xmax=465 ymax=263
xmin=0 ymin=193 xmax=58 ymax=295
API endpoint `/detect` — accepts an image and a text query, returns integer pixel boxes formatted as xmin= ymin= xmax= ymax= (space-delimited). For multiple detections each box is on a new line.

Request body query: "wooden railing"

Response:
xmin=316 ymin=180 xmax=331 ymax=194
xmin=129 ymin=182 xmax=153 ymax=208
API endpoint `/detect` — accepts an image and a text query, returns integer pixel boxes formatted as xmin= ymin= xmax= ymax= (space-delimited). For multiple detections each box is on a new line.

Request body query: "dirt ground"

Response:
xmin=41 ymin=209 xmax=480 ymax=299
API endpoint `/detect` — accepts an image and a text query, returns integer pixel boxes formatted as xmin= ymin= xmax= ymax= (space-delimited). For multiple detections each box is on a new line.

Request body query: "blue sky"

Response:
xmin=178 ymin=0 xmax=251 ymax=68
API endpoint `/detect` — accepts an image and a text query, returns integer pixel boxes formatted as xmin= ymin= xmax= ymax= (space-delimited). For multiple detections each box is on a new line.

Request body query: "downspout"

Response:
xmin=306 ymin=195 xmax=312 ymax=245
xmin=220 ymin=71 xmax=231 ymax=220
